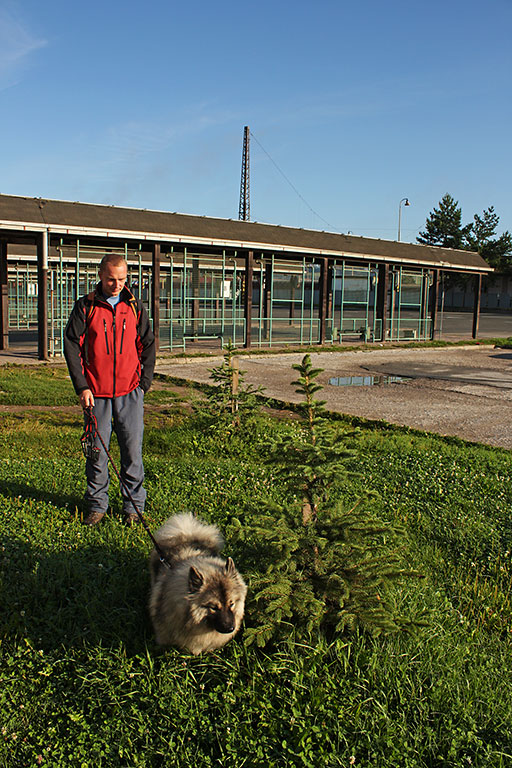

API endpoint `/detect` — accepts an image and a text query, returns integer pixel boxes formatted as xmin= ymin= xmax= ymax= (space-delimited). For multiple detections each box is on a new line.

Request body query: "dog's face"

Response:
xmin=188 ymin=558 xmax=246 ymax=635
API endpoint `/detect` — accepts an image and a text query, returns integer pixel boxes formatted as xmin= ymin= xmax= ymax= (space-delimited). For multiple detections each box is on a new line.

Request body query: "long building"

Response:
xmin=0 ymin=194 xmax=491 ymax=359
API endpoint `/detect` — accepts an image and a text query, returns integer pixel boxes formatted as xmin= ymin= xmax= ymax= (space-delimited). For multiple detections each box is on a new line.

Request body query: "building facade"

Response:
xmin=0 ymin=195 xmax=491 ymax=359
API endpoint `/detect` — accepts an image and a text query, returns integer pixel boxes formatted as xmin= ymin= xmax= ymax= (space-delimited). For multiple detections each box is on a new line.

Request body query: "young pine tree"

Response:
xmin=229 ymin=354 xmax=420 ymax=647
xmin=269 ymin=355 xmax=356 ymax=523
xmin=198 ymin=341 xmax=264 ymax=426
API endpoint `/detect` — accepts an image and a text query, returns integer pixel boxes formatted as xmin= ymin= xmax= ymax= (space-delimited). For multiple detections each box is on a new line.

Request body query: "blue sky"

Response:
xmin=1 ymin=0 xmax=511 ymax=243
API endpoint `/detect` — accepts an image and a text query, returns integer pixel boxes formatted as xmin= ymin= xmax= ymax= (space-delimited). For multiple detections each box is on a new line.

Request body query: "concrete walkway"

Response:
xmin=156 ymin=345 xmax=512 ymax=449
xmin=0 ymin=347 xmax=47 ymax=365
xmin=367 ymin=358 xmax=512 ymax=389
xmin=2 ymin=343 xmax=510 ymax=449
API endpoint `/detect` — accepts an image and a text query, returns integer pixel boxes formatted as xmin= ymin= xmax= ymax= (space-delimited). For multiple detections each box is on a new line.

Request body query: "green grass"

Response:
xmin=143 ymin=389 xmax=182 ymax=405
xmin=0 ymin=364 xmax=76 ymax=406
xmin=1 ymin=366 xmax=512 ymax=767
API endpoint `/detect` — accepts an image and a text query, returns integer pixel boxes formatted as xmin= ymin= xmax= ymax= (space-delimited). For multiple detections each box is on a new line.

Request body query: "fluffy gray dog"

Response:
xmin=148 ymin=514 xmax=247 ymax=654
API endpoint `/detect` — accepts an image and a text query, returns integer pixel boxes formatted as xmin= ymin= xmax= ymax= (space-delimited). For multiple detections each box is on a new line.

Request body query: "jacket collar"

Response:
xmin=94 ymin=283 xmax=135 ymax=304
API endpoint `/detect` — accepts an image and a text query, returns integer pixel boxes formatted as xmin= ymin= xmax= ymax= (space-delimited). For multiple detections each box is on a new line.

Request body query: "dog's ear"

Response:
xmin=188 ymin=566 xmax=204 ymax=592
xmin=225 ymin=557 xmax=236 ymax=576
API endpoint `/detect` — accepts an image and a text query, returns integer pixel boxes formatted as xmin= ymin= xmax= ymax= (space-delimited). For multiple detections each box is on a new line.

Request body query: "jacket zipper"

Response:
xmin=103 ymin=319 xmax=110 ymax=354
xmin=112 ymin=313 xmax=116 ymax=398
xmin=119 ymin=319 xmax=126 ymax=354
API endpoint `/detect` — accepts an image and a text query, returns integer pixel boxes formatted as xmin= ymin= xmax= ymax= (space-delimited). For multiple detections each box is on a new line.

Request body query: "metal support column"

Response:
xmin=472 ymin=273 xmax=482 ymax=339
xmin=0 ymin=240 xmax=8 ymax=350
xmin=152 ymin=243 xmax=161 ymax=354
xmin=263 ymin=262 xmax=272 ymax=339
xmin=300 ymin=259 xmax=306 ymax=344
xmin=289 ymin=275 xmax=297 ymax=325
xmin=376 ymin=263 xmax=389 ymax=341
xmin=430 ymin=270 xmax=440 ymax=339
xmin=191 ymin=255 xmax=200 ymax=337
xmin=244 ymin=250 xmax=253 ymax=348
xmin=37 ymin=231 xmax=49 ymax=360
xmin=318 ymin=257 xmax=329 ymax=344
xmin=232 ymin=257 xmax=237 ymax=343
xmin=75 ymin=240 xmax=80 ymax=300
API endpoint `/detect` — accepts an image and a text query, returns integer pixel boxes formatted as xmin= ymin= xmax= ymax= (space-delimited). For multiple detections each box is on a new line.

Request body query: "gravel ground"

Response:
xmin=156 ymin=345 xmax=512 ymax=450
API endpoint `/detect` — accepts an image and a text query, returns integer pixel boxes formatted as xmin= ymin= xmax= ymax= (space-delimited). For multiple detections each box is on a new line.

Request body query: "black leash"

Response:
xmin=81 ymin=406 xmax=173 ymax=570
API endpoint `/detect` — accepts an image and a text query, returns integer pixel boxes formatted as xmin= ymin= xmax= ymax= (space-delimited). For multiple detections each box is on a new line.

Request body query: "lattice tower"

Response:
xmin=238 ymin=126 xmax=250 ymax=221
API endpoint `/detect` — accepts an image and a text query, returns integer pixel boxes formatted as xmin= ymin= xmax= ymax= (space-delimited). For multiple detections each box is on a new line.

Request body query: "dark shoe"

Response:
xmin=83 ymin=511 xmax=105 ymax=526
xmin=124 ymin=512 xmax=141 ymax=526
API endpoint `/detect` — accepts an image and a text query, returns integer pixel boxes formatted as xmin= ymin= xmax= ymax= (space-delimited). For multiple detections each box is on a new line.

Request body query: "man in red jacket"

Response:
xmin=64 ymin=254 xmax=155 ymax=525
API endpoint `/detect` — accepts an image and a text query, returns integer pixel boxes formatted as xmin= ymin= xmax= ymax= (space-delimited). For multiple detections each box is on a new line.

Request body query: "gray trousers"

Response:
xmin=85 ymin=388 xmax=146 ymax=515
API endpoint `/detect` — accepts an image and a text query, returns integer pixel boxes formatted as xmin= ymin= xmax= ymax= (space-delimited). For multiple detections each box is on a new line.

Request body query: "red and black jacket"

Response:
xmin=64 ymin=285 xmax=155 ymax=398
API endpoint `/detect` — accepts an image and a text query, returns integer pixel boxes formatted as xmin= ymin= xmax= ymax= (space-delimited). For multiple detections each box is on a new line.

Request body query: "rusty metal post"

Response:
xmin=151 ymin=243 xmax=161 ymax=354
xmin=37 ymin=231 xmax=49 ymax=360
xmin=430 ymin=269 xmax=440 ymax=339
xmin=376 ymin=263 xmax=389 ymax=341
xmin=472 ymin=273 xmax=482 ymax=339
xmin=244 ymin=250 xmax=253 ymax=348
xmin=263 ymin=262 xmax=272 ymax=339
xmin=191 ymin=255 xmax=200 ymax=337
xmin=289 ymin=274 xmax=297 ymax=325
xmin=0 ymin=240 xmax=8 ymax=350
xmin=318 ymin=257 xmax=329 ymax=344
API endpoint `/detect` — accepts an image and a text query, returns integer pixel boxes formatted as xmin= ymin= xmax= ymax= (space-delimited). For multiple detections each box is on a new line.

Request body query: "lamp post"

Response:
xmin=398 ymin=198 xmax=410 ymax=242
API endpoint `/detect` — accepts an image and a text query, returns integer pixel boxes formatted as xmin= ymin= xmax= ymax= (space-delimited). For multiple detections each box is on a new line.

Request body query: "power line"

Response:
xmin=250 ymin=131 xmax=341 ymax=233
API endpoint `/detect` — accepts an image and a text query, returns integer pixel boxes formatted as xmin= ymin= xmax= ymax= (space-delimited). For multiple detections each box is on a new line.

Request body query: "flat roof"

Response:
xmin=0 ymin=193 xmax=491 ymax=272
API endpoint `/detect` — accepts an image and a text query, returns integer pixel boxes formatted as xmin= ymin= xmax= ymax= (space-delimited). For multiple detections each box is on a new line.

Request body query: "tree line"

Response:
xmin=417 ymin=194 xmax=512 ymax=272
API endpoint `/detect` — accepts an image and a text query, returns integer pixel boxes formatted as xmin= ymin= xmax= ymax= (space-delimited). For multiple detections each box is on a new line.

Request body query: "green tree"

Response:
xmin=418 ymin=195 xmax=512 ymax=272
xmin=466 ymin=206 xmax=512 ymax=272
xmin=417 ymin=193 xmax=471 ymax=249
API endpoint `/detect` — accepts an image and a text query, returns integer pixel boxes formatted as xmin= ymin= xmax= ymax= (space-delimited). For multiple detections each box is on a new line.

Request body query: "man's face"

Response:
xmin=99 ymin=262 xmax=127 ymax=298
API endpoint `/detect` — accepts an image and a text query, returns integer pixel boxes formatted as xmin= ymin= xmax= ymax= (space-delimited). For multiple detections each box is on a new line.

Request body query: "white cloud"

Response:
xmin=99 ymin=104 xmax=240 ymax=165
xmin=0 ymin=6 xmax=47 ymax=89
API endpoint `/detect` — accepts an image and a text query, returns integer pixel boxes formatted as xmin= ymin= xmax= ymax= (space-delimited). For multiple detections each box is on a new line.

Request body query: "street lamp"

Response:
xmin=398 ymin=197 xmax=410 ymax=242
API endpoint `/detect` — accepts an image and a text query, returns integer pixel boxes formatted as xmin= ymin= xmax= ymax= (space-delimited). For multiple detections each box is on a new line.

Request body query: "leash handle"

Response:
xmin=83 ymin=406 xmax=172 ymax=570
xmin=81 ymin=407 xmax=100 ymax=460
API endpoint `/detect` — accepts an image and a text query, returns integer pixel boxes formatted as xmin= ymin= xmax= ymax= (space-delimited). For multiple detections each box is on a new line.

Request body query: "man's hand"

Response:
xmin=80 ymin=389 xmax=95 ymax=409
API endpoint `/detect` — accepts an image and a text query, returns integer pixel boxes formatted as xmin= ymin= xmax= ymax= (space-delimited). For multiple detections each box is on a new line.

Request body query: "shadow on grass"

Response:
xmin=0 ymin=479 xmax=84 ymax=514
xmin=0 ymin=536 xmax=152 ymax=655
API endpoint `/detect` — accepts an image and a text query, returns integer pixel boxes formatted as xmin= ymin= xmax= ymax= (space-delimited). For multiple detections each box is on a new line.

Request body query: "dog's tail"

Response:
xmin=153 ymin=513 xmax=224 ymax=558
